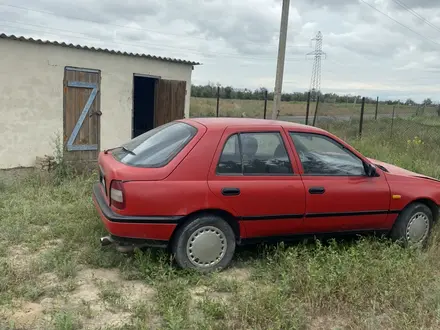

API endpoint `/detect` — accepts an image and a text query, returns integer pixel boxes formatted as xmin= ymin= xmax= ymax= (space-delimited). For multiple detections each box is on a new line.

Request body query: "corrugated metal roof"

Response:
xmin=0 ymin=33 xmax=201 ymax=66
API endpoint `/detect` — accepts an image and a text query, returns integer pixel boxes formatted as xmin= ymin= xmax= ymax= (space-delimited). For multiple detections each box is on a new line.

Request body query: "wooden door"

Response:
xmin=154 ymin=79 xmax=186 ymax=127
xmin=63 ymin=67 xmax=101 ymax=163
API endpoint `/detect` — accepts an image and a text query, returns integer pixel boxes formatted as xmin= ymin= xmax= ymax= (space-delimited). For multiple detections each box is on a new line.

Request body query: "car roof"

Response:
xmin=184 ymin=117 xmax=326 ymax=133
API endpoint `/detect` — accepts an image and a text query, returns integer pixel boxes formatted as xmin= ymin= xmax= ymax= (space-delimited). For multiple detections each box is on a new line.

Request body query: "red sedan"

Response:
xmin=93 ymin=117 xmax=439 ymax=272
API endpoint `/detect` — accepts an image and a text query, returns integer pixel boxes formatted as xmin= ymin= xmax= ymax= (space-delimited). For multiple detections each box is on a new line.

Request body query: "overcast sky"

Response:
xmin=1 ymin=0 xmax=440 ymax=102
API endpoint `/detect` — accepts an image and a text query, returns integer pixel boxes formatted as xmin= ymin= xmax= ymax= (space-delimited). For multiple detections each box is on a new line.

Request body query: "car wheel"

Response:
xmin=171 ymin=214 xmax=236 ymax=273
xmin=390 ymin=202 xmax=433 ymax=247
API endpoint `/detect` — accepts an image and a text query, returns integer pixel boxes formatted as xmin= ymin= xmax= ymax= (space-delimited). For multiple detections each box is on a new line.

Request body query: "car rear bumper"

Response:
xmin=92 ymin=183 xmax=180 ymax=242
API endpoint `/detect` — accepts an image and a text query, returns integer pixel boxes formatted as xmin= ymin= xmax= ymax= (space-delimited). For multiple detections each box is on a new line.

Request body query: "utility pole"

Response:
xmin=272 ymin=0 xmax=290 ymax=120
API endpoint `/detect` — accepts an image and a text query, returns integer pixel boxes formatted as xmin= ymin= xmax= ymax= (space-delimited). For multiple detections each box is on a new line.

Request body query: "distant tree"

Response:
xmin=190 ymin=84 xmax=435 ymax=106
xmin=253 ymin=87 xmax=267 ymax=100
xmin=242 ymin=89 xmax=253 ymax=100
xmin=281 ymin=93 xmax=292 ymax=102
xmin=424 ymin=98 xmax=433 ymax=106
xmin=405 ymin=98 xmax=416 ymax=106
xmin=224 ymin=86 xmax=233 ymax=99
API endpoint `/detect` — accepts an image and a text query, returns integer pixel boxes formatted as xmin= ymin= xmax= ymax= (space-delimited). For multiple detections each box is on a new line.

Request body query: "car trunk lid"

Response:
xmin=98 ymin=151 xmax=172 ymax=190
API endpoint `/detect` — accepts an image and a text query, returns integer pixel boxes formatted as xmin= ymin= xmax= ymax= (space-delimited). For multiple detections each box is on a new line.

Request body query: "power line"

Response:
xmin=0 ymin=3 xmax=308 ymax=50
xmin=359 ymin=0 xmax=440 ymax=48
xmin=390 ymin=0 xmax=440 ymax=34
xmin=0 ymin=23 xmax=306 ymax=62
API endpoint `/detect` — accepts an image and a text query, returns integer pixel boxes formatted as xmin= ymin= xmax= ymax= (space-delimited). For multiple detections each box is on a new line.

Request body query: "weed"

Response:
xmin=155 ymin=281 xmax=191 ymax=329
xmin=52 ymin=310 xmax=81 ymax=330
xmin=96 ymin=279 xmax=125 ymax=308
xmin=76 ymin=300 xmax=93 ymax=319
xmin=210 ymin=277 xmax=239 ymax=293
xmin=39 ymin=246 xmax=78 ymax=279
xmin=50 ymin=132 xmax=75 ymax=185
xmin=197 ymin=297 xmax=227 ymax=321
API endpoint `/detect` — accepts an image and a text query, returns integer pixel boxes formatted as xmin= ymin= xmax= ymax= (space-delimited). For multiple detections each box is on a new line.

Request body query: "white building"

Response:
xmin=0 ymin=33 xmax=200 ymax=169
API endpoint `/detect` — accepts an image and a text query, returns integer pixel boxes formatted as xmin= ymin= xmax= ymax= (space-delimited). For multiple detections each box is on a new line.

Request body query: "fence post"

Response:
xmin=390 ymin=105 xmax=396 ymax=137
xmin=375 ymin=96 xmax=379 ymax=120
xmin=216 ymin=86 xmax=220 ymax=117
xmin=263 ymin=90 xmax=268 ymax=119
xmin=305 ymin=91 xmax=311 ymax=125
xmin=312 ymin=96 xmax=320 ymax=126
xmin=359 ymin=97 xmax=365 ymax=138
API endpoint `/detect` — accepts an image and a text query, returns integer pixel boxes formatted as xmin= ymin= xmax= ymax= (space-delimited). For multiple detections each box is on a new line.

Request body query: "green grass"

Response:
xmin=52 ymin=310 xmax=81 ymax=330
xmin=3 ymin=117 xmax=440 ymax=329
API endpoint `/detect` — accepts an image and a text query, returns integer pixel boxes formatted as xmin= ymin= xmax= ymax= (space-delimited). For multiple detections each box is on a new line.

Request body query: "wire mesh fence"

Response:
xmin=281 ymin=97 xmax=440 ymax=159
xmin=191 ymin=91 xmax=440 ymax=152
xmin=302 ymin=98 xmax=440 ymax=142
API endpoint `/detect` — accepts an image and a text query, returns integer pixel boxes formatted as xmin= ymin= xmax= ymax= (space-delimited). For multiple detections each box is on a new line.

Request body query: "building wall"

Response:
xmin=0 ymin=39 xmax=194 ymax=169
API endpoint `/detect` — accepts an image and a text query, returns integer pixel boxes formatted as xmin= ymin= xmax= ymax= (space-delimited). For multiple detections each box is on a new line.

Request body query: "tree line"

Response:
xmin=191 ymin=84 xmax=435 ymax=106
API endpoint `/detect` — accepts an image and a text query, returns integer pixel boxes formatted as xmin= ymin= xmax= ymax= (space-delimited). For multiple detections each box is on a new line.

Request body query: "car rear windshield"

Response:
xmin=112 ymin=122 xmax=197 ymax=168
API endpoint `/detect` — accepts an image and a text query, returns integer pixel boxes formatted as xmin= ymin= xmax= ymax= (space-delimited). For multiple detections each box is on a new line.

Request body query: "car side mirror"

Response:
xmin=365 ymin=163 xmax=378 ymax=177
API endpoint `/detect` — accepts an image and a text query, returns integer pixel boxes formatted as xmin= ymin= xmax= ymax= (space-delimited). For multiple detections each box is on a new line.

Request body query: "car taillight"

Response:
xmin=110 ymin=180 xmax=125 ymax=209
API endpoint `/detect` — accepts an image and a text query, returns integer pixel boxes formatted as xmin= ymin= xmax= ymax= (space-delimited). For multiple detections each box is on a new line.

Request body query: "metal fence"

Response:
xmin=191 ymin=90 xmax=440 ymax=148
xmin=192 ymin=91 xmax=438 ymax=127
xmin=278 ymin=96 xmax=439 ymax=143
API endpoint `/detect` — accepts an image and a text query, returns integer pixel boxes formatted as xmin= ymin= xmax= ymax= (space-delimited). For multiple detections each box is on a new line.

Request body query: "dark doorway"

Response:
xmin=132 ymin=75 xmax=157 ymax=138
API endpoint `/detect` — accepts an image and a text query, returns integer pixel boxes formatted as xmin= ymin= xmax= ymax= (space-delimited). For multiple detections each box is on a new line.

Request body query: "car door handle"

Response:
xmin=222 ymin=187 xmax=240 ymax=196
xmin=309 ymin=187 xmax=325 ymax=194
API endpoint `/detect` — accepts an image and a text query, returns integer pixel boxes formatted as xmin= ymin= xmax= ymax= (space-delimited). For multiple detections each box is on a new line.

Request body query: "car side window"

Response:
xmin=217 ymin=134 xmax=242 ymax=174
xmin=289 ymin=132 xmax=366 ymax=176
xmin=216 ymin=132 xmax=293 ymax=175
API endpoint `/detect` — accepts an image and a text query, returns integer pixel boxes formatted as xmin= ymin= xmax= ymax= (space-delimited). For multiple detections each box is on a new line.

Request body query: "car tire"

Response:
xmin=390 ymin=202 xmax=433 ymax=247
xmin=171 ymin=214 xmax=236 ymax=273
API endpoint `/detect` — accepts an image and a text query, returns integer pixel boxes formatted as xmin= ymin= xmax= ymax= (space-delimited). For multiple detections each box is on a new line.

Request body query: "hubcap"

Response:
xmin=406 ymin=212 xmax=430 ymax=244
xmin=186 ymin=226 xmax=227 ymax=268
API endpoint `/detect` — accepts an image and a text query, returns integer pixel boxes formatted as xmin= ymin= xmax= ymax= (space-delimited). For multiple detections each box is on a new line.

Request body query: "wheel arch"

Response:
xmin=168 ymin=208 xmax=241 ymax=251
xmin=401 ymin=198 xmax=439 ymax=222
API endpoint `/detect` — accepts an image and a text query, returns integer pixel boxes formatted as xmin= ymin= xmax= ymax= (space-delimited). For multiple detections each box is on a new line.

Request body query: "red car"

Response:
xmin=93 ymin=117 xmax=439 ymax=272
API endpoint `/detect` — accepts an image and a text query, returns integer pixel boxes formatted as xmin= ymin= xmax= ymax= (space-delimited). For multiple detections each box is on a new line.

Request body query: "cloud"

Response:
xmin=390 ymin=0 xmax=440 ymax=9
xmin=0 ymin=0 xmax=440 ymax=102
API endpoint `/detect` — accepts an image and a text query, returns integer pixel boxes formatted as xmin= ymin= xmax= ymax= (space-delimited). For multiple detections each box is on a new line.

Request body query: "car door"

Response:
xmin=286 ymin=130 xmax=391 ymax=233
xmin=207 ymin=125 xmax=306 ymax=240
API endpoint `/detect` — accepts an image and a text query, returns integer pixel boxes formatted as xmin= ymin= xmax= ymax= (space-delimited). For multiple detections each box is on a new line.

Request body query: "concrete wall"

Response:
xmin=0 ymin=39 xmax=194 ymax=169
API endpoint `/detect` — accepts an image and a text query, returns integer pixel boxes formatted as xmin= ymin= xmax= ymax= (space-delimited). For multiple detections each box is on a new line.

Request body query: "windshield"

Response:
xmin=112 ymin=122 xmax=197 ymax=167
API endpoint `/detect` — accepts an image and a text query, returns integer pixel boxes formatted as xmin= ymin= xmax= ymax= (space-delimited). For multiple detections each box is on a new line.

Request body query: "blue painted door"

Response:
xmin=63 ymin=67 xmax=101 ymax=163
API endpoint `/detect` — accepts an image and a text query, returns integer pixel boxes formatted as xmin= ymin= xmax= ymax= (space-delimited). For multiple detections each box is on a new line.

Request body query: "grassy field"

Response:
xmin=3 ymin=118 xmax=440 ymax=329
xmin=190 ymin=97 xmax=439 ymax=119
